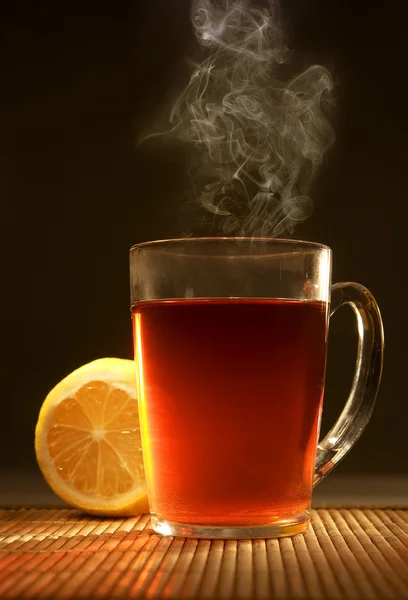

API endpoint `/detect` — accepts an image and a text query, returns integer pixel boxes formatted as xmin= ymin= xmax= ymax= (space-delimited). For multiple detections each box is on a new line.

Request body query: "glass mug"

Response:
xmin=130 ymin=238 xmax=384 ymax=539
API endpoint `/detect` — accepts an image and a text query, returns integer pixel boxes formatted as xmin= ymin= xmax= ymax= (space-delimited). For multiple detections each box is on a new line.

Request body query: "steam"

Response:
xmin=157 ymin=0 xmax=334 ymax=237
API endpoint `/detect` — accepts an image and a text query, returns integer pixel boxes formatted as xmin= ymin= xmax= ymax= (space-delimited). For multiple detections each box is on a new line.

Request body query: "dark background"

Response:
xmin=0 ymin=0 xmax=406 ymax=477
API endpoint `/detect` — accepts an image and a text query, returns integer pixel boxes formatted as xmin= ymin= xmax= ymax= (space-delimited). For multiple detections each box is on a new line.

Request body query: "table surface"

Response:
xmin=2 ymin=474 xmax=408 ymax=599
xmin=1 ymin=507 xmax=408 ymax=600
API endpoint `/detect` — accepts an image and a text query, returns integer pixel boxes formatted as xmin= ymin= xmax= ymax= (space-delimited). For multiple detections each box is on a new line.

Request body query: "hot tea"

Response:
xmin=133 ymin=298 xmax=328 ymax=526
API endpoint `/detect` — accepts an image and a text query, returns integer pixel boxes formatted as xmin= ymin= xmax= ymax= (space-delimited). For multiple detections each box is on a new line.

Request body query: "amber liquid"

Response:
xmin=132 ymin=298 xmax=328 ymax=526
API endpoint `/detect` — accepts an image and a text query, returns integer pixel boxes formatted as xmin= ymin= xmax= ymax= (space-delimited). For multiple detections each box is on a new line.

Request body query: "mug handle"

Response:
xmin=313 ymin=282 xmax=384 ymax=486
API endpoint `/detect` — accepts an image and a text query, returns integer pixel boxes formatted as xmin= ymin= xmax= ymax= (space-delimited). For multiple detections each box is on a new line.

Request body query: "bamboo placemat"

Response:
xmin=0 ymin=508 xmax=407 ymax=599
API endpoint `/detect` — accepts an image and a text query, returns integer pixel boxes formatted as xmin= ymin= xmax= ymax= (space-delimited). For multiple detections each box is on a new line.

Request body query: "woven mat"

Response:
xmin=1 ymin=509 xmax=408 ymax=599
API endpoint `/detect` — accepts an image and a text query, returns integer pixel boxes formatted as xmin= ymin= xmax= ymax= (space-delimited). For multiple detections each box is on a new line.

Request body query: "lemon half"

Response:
xmin=35 ymin=358 xmax=148 ymax=516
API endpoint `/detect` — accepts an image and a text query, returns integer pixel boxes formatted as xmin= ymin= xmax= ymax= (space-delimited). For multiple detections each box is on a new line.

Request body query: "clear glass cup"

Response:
xmin=130 ymin=237 xmax=384 ymax=539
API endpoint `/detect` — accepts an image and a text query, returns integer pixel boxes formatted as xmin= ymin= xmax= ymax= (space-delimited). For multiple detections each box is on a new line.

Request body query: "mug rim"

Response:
xmin=130 ymin=236 xmax=331 ymax=254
